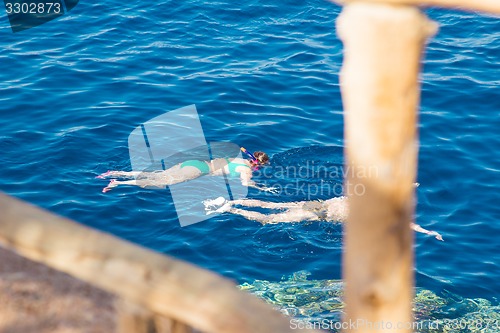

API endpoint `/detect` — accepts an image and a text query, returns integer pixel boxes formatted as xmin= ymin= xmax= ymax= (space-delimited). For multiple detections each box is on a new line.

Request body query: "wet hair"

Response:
xmin=253 ymin=151 xmax=269 ymax=164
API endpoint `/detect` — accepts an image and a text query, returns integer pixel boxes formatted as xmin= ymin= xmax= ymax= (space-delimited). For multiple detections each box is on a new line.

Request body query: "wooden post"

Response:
xmin=337 ymin=3 xmax=436 ymax=333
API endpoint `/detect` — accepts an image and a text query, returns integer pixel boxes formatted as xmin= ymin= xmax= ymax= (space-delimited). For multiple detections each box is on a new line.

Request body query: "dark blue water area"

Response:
xmin=0 ymin=1 xmax=498 ymax=303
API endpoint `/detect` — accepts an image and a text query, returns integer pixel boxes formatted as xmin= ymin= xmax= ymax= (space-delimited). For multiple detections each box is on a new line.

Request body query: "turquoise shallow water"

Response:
xmin=0 ymin=0 xmax=498 ymax=313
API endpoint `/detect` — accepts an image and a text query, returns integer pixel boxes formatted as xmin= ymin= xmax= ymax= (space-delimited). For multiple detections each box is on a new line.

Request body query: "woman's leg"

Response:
xmin=102 ymin=179 xmax=135 ymax=192
xmin=102 ymin=164 xmax=203 ymax=192
xmin=97 ymin=170 xmax=142 ymax=179
xmin=157 ymin=165 xmax=202 ymax=185
xmin=103 ymin=179 xmax=168 ymax=192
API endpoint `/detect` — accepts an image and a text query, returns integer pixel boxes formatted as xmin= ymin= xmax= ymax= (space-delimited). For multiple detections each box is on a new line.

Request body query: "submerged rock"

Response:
xmin=239 ymin=272 xmax=499 ymax=333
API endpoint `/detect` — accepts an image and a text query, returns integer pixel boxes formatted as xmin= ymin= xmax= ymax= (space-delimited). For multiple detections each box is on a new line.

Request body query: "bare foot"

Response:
xmin=203 ymin=197 xmax=227 ymax=209
xmin=102 ymin=179 xmax=117 ymax=193
xmin=96 ymin=170 xmax=112 ymax=179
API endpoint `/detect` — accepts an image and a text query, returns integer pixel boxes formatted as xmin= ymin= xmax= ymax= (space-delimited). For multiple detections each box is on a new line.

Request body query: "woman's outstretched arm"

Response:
xmin=239 ymin=171 xmax=279 ymax=193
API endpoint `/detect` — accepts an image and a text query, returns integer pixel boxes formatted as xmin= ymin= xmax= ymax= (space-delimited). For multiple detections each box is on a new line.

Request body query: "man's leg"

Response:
xmin=230 ymin=199 xmax=302 ymax=209
xmin=220 ymin=206 xmax=317 ymax=225
xmin=204 ymin=197 xmax=301 ymax=210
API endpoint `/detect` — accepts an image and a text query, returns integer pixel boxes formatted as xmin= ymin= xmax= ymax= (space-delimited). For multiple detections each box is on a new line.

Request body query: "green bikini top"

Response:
xmin=225 ymin=158 xmax=251 ymax=177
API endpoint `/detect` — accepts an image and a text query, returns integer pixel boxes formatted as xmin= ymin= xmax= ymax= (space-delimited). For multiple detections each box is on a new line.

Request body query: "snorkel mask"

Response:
xmin=240 ymin=147 xmax=262 ymax=171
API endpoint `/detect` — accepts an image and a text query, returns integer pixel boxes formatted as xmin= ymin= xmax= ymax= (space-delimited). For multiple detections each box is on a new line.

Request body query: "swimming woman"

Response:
xmin=203 ymin=196 xmax=444 ymax=241
xmin=98 ymin=150 xmax=270 ymax=193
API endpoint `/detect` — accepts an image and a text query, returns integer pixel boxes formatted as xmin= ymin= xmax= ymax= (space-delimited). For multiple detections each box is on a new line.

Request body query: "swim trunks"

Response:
xmin=302 ymin=200 xmax=328 ymax=221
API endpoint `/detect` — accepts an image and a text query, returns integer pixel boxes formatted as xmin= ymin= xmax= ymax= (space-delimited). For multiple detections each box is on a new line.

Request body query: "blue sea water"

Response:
xmin=0 ymin=0 xmax=498 ymax=306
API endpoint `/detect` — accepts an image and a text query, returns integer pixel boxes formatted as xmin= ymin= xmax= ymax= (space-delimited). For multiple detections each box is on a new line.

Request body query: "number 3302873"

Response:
xmin=5 ymin=2 xmax=62 ymax=14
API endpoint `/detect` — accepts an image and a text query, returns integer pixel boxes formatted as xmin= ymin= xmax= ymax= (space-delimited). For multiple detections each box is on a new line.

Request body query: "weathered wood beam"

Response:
xmin=117 ymin=300 xmax=161 ymax=333
xmin=0 ymin=193 xmax=322 ymax=333
xmin=338 ymin=3 xmax=437 ymax=333
xmin=117 ymin=299 xmax=193 ymax=333
xmin=333 ymin=0 xmax=500 ymax=15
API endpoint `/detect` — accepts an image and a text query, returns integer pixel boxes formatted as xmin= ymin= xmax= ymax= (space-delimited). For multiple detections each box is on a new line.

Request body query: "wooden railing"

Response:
xmin=0 ymin=193 xmax=322 ymax=333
